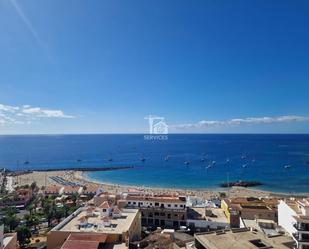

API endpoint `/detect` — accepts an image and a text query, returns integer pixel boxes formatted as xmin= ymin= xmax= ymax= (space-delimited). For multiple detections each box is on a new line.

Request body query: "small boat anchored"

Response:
xmin=284 ymin=165 xmax=291 ymax=169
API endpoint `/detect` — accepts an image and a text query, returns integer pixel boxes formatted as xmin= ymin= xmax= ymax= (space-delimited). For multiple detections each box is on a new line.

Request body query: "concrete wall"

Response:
xmin=3 ymin=233 xmax=17 ymax=249
xmin=240 ymin=208 xmax=276 ymax=221
xmin=187 ymin=219 xmax=229 ymax=230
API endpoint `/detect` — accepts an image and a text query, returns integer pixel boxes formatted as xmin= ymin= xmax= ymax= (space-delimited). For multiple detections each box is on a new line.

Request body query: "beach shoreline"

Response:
xmin=11 ymin=170 xmax=309 ymax=199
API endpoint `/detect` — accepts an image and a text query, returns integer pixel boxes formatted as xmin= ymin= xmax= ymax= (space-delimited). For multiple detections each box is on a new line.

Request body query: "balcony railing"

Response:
xmin=292 ymin=233 xmax=309 ymax=243
xmin=293 ymin=223 xmax=309 ymax=232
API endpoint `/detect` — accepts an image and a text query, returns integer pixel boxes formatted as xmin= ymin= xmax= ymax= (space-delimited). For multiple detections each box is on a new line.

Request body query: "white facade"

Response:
xmin=278 ymin=200 xmax=298 ymax=235
xmin=125 ymin=198 xmax=186 ymax=211
xmin=278 ymin=200 xmax=309 ymax=249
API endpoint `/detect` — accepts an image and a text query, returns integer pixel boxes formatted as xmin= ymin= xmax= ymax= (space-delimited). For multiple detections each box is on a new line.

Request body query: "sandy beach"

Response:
xmin=12 ymin=170 xmax=308 ymax=199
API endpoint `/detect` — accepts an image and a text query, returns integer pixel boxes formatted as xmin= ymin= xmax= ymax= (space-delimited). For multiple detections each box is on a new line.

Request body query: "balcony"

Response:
xmin=292 ymin=233 xmax=309 ymax=243
xmin=293 ymin=223 xmax=309 ymax=232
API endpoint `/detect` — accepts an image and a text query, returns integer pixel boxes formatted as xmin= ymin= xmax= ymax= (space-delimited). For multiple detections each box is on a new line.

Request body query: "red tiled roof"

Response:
xmin=101 ymin=216 xmax=111 ymax=222
xmin=86 ymin=207 xmax=96 ymax=212
xmin=45 ymin=186 xmax=61 ymax=194
xmin=63 ymin=186 xmax=81 ymax=193
xmin=60 ymin=234 xmax=107 ymax=249
xmin=83 ymin=185 xmax=99 ymax=193
xmin=67 ymin=233 xmax=107 ymax=242
xmin=113 ymin=206 xmax=121 ymax=214
xmin=99 ymin=201 xmax=110 ymax=209
xmin=61 ymin=240 xmax=100 ymax=249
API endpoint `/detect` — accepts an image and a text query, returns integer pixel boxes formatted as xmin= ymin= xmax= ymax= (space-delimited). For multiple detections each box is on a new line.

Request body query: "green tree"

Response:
xmin=16 ymin=226 xmax=31 ymax=248
xmin=30 ymin=182 xmax=37 ymax=191
xmin=3 ymin=207 xmax=19 ymax=232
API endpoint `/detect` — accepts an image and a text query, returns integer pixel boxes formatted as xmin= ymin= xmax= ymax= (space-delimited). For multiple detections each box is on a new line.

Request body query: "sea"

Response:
xmin=0 ymin=134 xmax=308 ymax=194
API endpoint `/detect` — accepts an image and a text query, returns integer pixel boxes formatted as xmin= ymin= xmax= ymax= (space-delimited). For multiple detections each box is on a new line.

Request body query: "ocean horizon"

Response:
xmin=0 ymin=134 xmax=308 ymax=194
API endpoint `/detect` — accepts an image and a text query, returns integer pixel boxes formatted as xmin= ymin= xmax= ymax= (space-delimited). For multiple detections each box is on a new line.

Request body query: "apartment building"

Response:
xmin=194 ymin=228 xmax=294 ymax=249
xmin=47 ymin=204 xmax=141 ymax=249
xmin=278 ymin=199 xmax=309 ymax=249
xmin=122 ymin=193 xmax=187 ymax=228
xmin=221 ymin=197 xmax=278 ymax=225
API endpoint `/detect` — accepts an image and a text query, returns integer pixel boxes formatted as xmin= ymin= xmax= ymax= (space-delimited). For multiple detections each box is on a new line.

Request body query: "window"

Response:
xmin=180 ymin=205 xmax=183 ymax=208
xmin=103 ymin=209 xmax=106 ymax=212
xmin=155 ymin=202 xmax=159 ymax=206
xmin=249 ymin=239 xmax=268 ymax=248
xmin=128 ymin=202 xmax=131 ymax=204
xmin=168 ymin=204 xmax=171 ymax=207
xmin=133 ymin=202 xmax=136 ymax=205
xmin=175 ymin=204 xmax=178 ymax=207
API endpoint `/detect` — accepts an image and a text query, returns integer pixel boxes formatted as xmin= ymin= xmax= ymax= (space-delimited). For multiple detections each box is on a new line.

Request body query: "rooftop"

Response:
xmin=60 ymin=233 xmax=107 ymax=249
xmin=283 ymin=198 xmax=309 ymax=216
xmin=195 ymin=228 xmax=295 ymax=249
xmin=188 ymin=207 xmax=228 ymax=223
xmin=55 ymin=207 xmax=139 ymax=234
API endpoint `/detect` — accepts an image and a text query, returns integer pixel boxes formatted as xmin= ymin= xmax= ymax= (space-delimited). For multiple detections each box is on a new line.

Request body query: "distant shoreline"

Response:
xmin=7 ymin=168 xmax=309 ymax=198
xmin=80 ymin=171 xmax=309 ymax=198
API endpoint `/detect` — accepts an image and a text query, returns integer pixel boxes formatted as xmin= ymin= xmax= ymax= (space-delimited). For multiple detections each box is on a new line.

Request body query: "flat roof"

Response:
xmin=188 ymin=207 xmax=228 ymax=223
xmin=58 ymin=208 xmax=139 ymax=234
xmin=195 ymin=229 xmax=294 ymax=249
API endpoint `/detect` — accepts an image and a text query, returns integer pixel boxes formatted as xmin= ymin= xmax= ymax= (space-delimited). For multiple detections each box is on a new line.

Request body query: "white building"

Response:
xmin=278 ymin=199 xmax=309 ymax=249
xmin=123 ymin=193 xmax=187 ymax=228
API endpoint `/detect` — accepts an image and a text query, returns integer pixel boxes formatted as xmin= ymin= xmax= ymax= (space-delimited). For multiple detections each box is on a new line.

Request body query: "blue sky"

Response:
xmin=0 ymin=0 xmax=309 ymax=134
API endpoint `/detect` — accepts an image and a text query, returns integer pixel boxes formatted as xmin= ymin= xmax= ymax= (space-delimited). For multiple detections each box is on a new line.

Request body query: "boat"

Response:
xmin=200 ymin=158 xmax=205 ymax=162
xmin=241 ymin=155 xmax=247 ymax=159
xmin=284 ymin=165 xmax=291 ymax=169
xmin=226 ymin=158 xmax=230 ymax=163
xmin=184 ymin=161 xmax=190 ymax=165
xmin=108 ymin=158 xmax=113 ymax=162
xmin=211 ymin=160 xmax=216 ymax=165
xmin=141 ymin=158 xmax=146 ymax=162
xmin=164 ymin=155 xmax=170 ymax=161
xmin=24 ymin=161 xmax=30 ymax=165
xmin=242 ymin=164 xmax=247 ymax=168
xmin=206 ymin=165 xmax=212 ymax=169
xmin=77 ymin=159 xmax=82 ymax=162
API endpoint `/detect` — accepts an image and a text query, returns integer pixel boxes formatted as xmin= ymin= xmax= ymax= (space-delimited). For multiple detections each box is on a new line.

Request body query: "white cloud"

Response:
xmin=0 ymin=104 xmax=19 ymax=112
xmin=0 ymin=103 xmax=75 ymax=125
xmin=172 ymin=115 xmax=309 ymax=130
xmin=22 ymin=107 xmax=75 ymax=118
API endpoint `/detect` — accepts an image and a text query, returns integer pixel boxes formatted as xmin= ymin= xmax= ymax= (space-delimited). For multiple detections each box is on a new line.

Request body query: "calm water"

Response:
xmin=0 ymin=134 xmax=308 ymax=193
